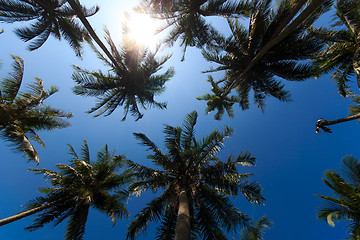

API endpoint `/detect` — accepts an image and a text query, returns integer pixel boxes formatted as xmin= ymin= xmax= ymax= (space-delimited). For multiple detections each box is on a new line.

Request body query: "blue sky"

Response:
xmin=0 ymin=1 xmax=359 ymax=239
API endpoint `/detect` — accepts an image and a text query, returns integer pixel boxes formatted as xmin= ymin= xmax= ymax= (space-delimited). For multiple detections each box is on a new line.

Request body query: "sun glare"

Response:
xmin=126 ymin=12 xmax=161 ymax=50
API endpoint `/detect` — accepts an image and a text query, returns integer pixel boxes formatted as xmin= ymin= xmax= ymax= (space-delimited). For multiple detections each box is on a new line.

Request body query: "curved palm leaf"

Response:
xmin=310 ymin=0 xmax=360 ymax=97
xmin=0 ymin=55 xmax=72 ymax=163
xmin=0 ymin=0 xmax=98 ymax=56
xmin=137 ymin=0 xmax=252 ymax=57
xmin=317 ymin=155 xmax=360 ymax=239
xmin=238 ymin=216 xmax=272 ymax=240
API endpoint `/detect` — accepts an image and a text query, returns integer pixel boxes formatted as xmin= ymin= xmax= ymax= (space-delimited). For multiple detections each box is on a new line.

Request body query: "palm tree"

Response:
xmin=196 ymin=75 xmax=239 ymax=120
xmin=237 ymin=216 xmax=272 ymax=240
xmin=0 ymin=0 xmax=98 ymax=56
xmin=310 ymin=0 xmax=360 ymax=97
xmin=0 ymin=55 xmax=72 ymax=163
xmin=0 ymin=140 xmax=131 ymax=240
xmin=316 ymin=155 xmax=360 ymax=239
xmin=126 ymin=111 xmax=264 ymax=240
xmin=199 ymin=0 xmax=326 ymax=118
xmin=72 ymin=29 xmax=174 ymax=121
xmin=136 ymin=0 xmax=253 ymax=57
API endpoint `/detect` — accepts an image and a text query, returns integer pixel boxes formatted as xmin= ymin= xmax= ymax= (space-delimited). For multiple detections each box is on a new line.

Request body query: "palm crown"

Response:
xmin=72 ymin=29 xmax=174 ymax=121
xmin=310 ymin=0 xmax=360 ymax=97
xmin=0 ymin=0 xmax=98 ymax=56
xmin=199 ymin=0 xmax=324 ymax=118
xmin=126 ymin=111 xmax=264 ymax=239
xmin=0 ymin=55 xmax=72 ymax=163
xmin=17 ymin=140 xmax=131 ymax=240
xmin=317 ymin=155 xmax=360 ymax=239
xmin=137 ymin=0 xmax=252 ymax=57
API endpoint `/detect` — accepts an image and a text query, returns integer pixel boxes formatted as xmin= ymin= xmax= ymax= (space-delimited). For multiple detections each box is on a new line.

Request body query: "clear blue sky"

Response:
xmin=0 ymin=1 xmax=358 ymax=239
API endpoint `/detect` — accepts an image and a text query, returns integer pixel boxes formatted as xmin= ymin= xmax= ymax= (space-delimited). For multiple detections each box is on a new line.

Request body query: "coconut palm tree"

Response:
xmin=0 ymin=55 xmax=72 ymax=163
xmin=0 ymin=0 xmax=98 ymax=56
xmin=137 ymin=0 xmax=252 ymax=57
xmin=237 ymin=216 xmax=272 ymax=240
xmin=0 ymin=140 xmax=131 ymax=240
xmin=311 ymin=0 xmax=360 ymax=97
xmin=317 ymin=155 xmax=360 ymax=239
xmin=196 ymin=75 xmax=239 ymax=120
xmin=198 ymin=0 xmax=332 ymax=118
xmin=126 ymin=111 xmax=264 ymax=240
xmin=72 ymin=29 xmax=174 ymax=121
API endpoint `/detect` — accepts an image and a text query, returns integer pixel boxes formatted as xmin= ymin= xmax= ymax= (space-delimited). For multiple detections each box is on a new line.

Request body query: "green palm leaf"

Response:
xmin=317 ymin=155 xmax=360 ymax=239
xmin=0 ymin=55 xmax=72 ymax=163
xmin=0 ymin=0 xmax=98 ymax=56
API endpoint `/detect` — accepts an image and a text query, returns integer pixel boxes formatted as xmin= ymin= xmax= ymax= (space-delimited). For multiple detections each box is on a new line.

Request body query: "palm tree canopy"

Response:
xmin=23 ymin=140 xmax=131 ymax=240
xmin=0 ymin=55 xmax=72 ymax=163
xmin=126 ymin=111 xmax=264 ymax=240
xmin=310 ymin=0 xmax=360 ymax=97
xmin=317 ymin=155 xmax=360 ymax=239
xmin=136 ymin=0 xmax=252 ymax=57
xmin=72 ymin=29 xmax=174 ymax=121
xmin=199 ymin=0 xmax=327 ymax=118
xmin=0 ymin=0 xmax=99 ymax=56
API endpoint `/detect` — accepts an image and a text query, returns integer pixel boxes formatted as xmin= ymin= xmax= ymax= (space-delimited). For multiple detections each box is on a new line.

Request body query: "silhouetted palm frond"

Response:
xmin=0 ymin=55 xmax=72 ymax=163
xmin=317 ymin=155 xmax=360 ymax=239
xmin=0 ymin=0 xmax=98 ymax=56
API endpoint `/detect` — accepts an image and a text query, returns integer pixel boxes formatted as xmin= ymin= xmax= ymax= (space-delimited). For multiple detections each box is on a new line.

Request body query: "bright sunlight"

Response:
xmin=125 ymin=12 xmax=161 ymax=49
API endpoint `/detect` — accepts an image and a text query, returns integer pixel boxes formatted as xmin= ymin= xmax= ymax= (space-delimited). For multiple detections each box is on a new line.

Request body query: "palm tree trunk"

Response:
xmin=174 ymin=189 xmax=191 ymax=240
xmin=316 ymin=113 xmax=360 ymax=133
xmin=66 ymin=0 xmax=124 ymax=71
xmin=0 ymin=197 xmax=68 ymax=226
xmin=223 ymin=0 xmax=327 ymax=95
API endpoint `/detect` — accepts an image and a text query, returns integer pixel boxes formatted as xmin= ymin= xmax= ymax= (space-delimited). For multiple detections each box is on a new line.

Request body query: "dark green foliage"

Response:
xmin=238 ymin=216 xmax=272 ymax=240
xmin=349 ymin=96 xmax=360 ymax=116
xmin=317 ymin=156 xmax=360 ymax=239
xmin=0 ymin=0 xmax=98 ymax=56
xmin=0 ymin=55 xmax=72 ymax=163
xmin=199 ymin=0 xmax=326 ymax=118
xmin=197 ymin=75 xmax=239 ymax=120
xmin=137 ymin=0 xmax=252 ymax=57
xmin=72 ymin=29 xmax=174 ymax=121
xmin=126 ymin=111 xmax=264 ymax=239
xmin=24 ymin=140 xmax=131 ymax=240
xmin=310 ymin=0 xmax=360 ymax=97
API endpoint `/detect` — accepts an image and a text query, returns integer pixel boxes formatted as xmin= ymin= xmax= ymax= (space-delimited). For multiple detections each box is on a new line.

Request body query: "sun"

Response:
xmin=125 ymin=12 xmax=161 ymax=49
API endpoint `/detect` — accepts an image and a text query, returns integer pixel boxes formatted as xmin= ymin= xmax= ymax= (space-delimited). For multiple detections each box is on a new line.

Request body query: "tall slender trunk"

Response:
xmin=174 ymin=189 xmax=191 ymax=240
xmin=66 ymin=0 xmax=124 ymax=71
xmin=0 ymin=197 xmax=69 ymax=226
xmin=316 ymin=113 xmax=360 ymax=133
xmin=223 ymin=0 xmax=327 ymax=95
